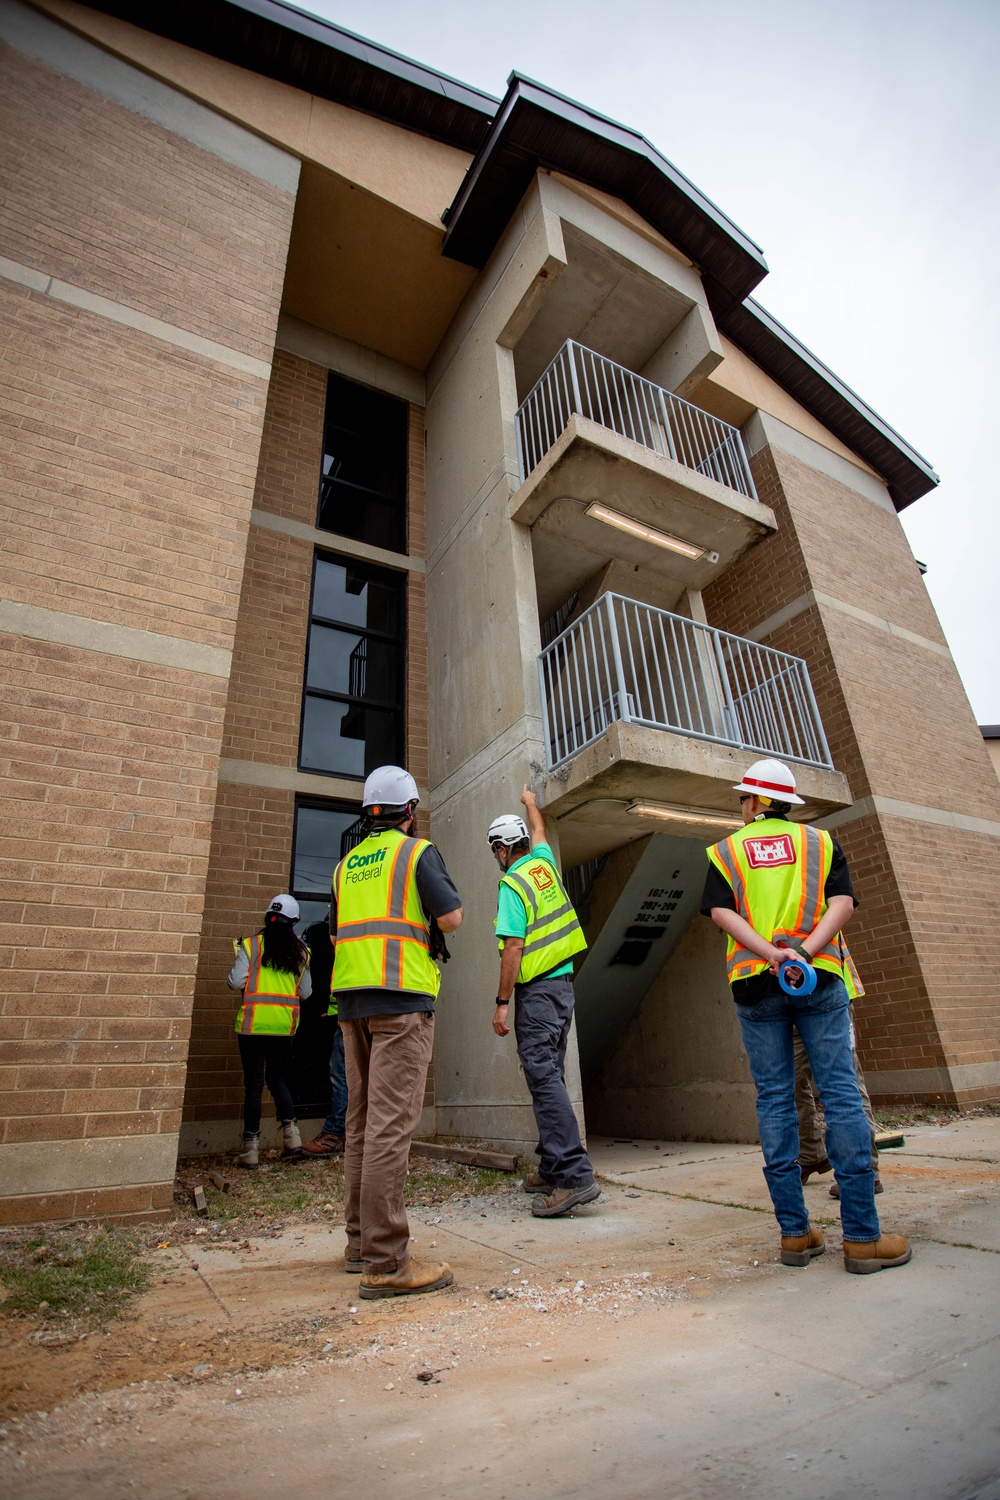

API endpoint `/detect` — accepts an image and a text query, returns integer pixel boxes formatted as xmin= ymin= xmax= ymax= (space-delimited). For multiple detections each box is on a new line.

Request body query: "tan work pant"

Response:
xmin=341 ymin=1010 xmax=434 ymax=1272
xmin=794 ymin=1005 xmax=878 ymax=1172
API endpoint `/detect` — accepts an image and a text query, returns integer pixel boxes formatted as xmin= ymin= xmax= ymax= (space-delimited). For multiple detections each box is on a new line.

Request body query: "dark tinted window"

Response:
xmin=299 ymin=556 xmax=405 ymax=780
xmin=317 ymin=374 xmax=408 ymax=553
xmin=289 ymin=799 xmax=364 ymax=931
xmin=288 ymin=798 xmax=365 ymax=1117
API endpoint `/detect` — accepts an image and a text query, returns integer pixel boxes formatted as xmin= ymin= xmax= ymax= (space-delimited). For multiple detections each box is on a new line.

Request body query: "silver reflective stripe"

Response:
xmin=713 ymin=839 xmax=746 ymax=914
xmin=390 ymin=836 xmax=423 ymax=917
xmin=247 ymin=934 xmax=263 ymax=993
xmin=506 ymin=870 xmax=537 ymax=919
xmin=533 ymin=898 xmax=575 ymax=925
xmin=385 ymin=938 xmax=402 ymax=987
xmin=801 ymin=826 xmax=822 ymax=927
xmin=337 ymin=918 xmax=429 ymax=944
xmin=522 ymin=921 xmax=579 ymax=956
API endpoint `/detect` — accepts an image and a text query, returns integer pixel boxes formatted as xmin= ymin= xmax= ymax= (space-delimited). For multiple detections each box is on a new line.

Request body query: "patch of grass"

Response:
xmin=170 ymin=1150 xmax=516 ymax=1232
xmin=0 ymin=1227 xmax=151 ymax=1326
xmin=174 ymin=1154 xmax=344 ymax=1226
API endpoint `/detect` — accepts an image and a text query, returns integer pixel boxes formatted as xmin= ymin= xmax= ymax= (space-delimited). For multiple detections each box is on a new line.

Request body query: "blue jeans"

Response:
xmin=736 ymin=972 xmax=880 ymax=1243
xmin=321 ymin=1022 xmax=348 ymax=1137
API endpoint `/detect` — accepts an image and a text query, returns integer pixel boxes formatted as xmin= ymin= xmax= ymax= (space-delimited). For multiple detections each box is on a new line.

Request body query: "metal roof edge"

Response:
xmin=441 ymin=73 xmax=767 ymax=298
xmin=720 ymin=297 xmax=939 ymax=509
xmin=83 ymin=0 xmax=497 ymax=150
xmin=505 ymin=73 xmax=765 ymax=259
xmin=232 ymin=0 xmax=499 ymax=111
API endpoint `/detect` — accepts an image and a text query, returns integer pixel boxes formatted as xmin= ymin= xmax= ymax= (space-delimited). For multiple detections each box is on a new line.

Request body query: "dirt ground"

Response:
xmin=2 ymin=1116 xmax=1000 ymax=1499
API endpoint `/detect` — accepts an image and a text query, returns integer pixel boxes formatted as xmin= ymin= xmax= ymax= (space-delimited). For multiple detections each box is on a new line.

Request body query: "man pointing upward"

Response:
xmin=489 ymin=785 xmax=599 ymax=1218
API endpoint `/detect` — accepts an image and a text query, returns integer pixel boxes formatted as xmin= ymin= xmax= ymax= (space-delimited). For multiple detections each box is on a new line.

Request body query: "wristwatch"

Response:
xmin=495 ymin=997 xmax=510 ymax=1007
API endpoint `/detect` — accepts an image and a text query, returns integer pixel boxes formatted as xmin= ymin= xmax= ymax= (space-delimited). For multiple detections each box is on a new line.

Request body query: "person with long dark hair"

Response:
xmin=227 ymin=894 xmax=313 ymax=1168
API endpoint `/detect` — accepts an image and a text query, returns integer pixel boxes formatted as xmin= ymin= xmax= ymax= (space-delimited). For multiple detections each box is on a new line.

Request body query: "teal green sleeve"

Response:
xmin=495 ymin=882 xmax=527 ymax=939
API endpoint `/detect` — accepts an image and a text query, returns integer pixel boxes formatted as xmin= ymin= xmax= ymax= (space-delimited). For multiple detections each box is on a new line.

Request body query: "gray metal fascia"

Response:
xmin=226 ymin=0 xmax=499 ymax=111
xmin=739 ymin=297 xmax=940 ymax=494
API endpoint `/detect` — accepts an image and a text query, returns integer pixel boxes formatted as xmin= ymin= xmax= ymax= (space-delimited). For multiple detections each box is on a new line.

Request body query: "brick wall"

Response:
xmin=0 ymin=39 xmax=296 ymax=1221
xmin=704 ymin=441 xmax=1000 ymax=1102
xmin=184 ymin=353 xmax=432 ymax=1137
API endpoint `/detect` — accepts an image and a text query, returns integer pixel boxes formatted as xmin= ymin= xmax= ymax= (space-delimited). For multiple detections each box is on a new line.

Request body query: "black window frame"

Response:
xmin=316 ymin=371 xmax=409 ymax=555
xmin=288 ymin=794 xmax=366 ymax=924
xmin=297 ymin=550 xmax=407 ymax=782
xmin=287 ymin=795 xmax=364 ymax=1119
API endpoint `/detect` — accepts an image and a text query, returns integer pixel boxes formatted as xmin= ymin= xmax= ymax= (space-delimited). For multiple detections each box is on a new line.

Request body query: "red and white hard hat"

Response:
xmin=733 ymin=758 xmax=805 ymax=806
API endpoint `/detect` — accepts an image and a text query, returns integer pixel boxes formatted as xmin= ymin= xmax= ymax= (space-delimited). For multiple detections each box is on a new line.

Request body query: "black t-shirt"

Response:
xmin=700 ymin=820 xmax=857 ymax=1005
xmin=303 ymin=920 xmax=334 ymax=1013
xmin=330 ymin=843 xmax=461 ymax=1020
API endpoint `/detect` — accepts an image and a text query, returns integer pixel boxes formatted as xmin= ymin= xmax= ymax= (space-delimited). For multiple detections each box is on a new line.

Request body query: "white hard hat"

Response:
xmin=733 ymin=758 xmax=805 ymax=806
xmin=267 ymin=894 xmax=300 ymax=920
xmin=362 ymin=765 xmax=419 ymax=811
xmin=487 ymin=814 xmax=529 ymax=847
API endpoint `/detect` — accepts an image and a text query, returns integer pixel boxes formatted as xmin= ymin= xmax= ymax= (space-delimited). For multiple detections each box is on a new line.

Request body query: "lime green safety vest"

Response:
xmin=498 ymin=853 xmax=587 ymax=985
xmin=706 ymin=819 xmax=864 ymax=998
xmin=234 ymin=933 xmax=309 ymax=1036
xmin=331 ymin=828 xmax=442 ymax=998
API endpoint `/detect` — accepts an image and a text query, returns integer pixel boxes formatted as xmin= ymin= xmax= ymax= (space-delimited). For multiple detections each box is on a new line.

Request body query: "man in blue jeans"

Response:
xmin=299 ymin=914 xmax=348 ymax=1156
xmin=703 ymin=758 xmax=910 ymax=1275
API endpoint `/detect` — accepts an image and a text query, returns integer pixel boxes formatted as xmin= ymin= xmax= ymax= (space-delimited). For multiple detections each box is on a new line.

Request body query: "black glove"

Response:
xmin=428 ymin=917 xmax=451 ymax=964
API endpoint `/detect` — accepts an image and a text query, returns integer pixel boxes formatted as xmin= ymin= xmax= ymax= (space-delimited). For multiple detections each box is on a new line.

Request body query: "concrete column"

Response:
xmin=423 ymin=185 xmax=586 ymax=1150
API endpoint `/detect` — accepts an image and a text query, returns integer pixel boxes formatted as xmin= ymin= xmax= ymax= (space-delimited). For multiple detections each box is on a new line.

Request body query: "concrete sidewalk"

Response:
xmin=2 ymin=1118 xmax=999 ymax=1499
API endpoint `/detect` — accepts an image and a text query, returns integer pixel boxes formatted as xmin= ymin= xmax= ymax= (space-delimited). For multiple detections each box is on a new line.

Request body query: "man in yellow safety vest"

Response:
xmin=331 ymin=765 xmax=463 ymax=1298
xmin=489 ymin=784 xmax=598 ymax=1219
xmin=703 ymin=758 xmax=910 ymax=1275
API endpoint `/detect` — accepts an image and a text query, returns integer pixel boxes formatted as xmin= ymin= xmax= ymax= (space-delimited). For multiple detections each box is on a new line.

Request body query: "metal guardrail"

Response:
xmin=538 ymin=593 xmax=832 ymax=772
xmin=516 ymin=339 xmax=758 ymax=500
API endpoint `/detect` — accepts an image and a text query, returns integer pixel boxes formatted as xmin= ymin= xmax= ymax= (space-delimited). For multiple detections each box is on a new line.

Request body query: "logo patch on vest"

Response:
xmin=528 ymin=863 xmax=554 ymax=891
xmin=744 ymin=834 xmax=796 ymax=868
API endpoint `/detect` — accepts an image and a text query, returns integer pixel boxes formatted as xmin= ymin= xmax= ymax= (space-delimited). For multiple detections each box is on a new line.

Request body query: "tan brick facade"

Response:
xmin=0 ymin=32 xmax=296 ymax=1220
xmin=703 ymin=441 xmax=1000 ymax=1103
xmin=182 ymin=351 xmax=431 ymax=1144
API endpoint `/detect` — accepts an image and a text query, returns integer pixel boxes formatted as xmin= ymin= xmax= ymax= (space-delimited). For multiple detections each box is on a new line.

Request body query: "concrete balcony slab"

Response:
xmin=537 ymin=719 xmax=853 ymax=865
xmin=511 ymin=413 xmax=777 ymax=618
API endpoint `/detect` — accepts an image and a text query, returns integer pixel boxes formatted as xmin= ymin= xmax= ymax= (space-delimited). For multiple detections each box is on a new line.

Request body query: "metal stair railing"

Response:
xmin=538 ymin=592 xmax=832 ymax=772
xmin=516 ymin=339 xmax=757 ymax=500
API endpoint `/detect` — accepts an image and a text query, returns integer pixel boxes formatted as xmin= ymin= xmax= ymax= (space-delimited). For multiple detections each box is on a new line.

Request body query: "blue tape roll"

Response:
xmin=778 ymin=954 xmax=817 ymax=995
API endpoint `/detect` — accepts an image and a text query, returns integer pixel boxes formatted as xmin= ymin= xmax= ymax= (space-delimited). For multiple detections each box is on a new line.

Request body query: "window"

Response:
xmin=317 ymin=373 xmax=408 ymax=553
xmin=287 ymin=798 xmax=364 ymax=1118
xmin=289 ymin=798 xmax=364 ymax=931
xmin=299 ymin=554 xmax=405 ymax=779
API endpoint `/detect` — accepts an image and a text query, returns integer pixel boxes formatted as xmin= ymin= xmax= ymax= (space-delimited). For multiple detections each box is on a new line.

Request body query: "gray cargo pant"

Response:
xmin=513 ymin=975 xmax=594 ymax=1190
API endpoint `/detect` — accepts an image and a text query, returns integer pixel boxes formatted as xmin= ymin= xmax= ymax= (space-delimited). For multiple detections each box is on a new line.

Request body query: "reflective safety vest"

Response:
xmin=234 ymin=933 xmax=309 ymax=1036
xmin=498 ymin=853 xmax=587 ymax=985
xmin=331 ymin=829 xmax=442 ymax=998
xmin=707 ymin=819 xmax=863 ymax=998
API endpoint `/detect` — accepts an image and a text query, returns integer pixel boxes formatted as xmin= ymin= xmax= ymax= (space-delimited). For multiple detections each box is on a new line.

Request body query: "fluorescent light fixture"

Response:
xmin=585 ymin=503 xmax=718 ymax=564
xmin=627 ymin=801 xmax=741 ymax=830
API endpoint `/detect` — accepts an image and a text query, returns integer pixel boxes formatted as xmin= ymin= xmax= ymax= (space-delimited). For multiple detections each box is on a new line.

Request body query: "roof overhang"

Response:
xmin=442 ymin=74 xmax=769 ymax=316
xmin=79 ymin=3 xmax=939 ymax=506
xmin=85 ymin=0 xmax=498 ymax=152
xmin=719 ymin=299 xmax=940 ymax=509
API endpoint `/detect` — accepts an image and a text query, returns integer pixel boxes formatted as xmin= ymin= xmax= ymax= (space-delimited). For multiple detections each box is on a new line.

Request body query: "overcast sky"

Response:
xmin=303 ymin=0 xmax=999 ymax=723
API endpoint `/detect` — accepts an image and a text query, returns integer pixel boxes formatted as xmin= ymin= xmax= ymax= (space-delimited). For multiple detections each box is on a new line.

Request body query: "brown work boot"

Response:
xmin=522 ymin=1170 xmax=555 ymax=1194
xmin=299 ymin=1131 xmax=346 ymax=1158
xmin=843 ymin=1234 xmax=911 ymax=1274
xmin=359 ymin=1255 xmax=453 ymax=1299
xmin=344 ymin=1249 xmax=363 ymax=1274
xmin=531 ymin=1181 xmax=601 ymax=1217
xmin=830 ymin=1176 xmax=882 ymax=1198
xmin=799 ymin=1157 xmax=833 ymax=1183
xmin=780 ymin=1226 xmax=826 ymax=1266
